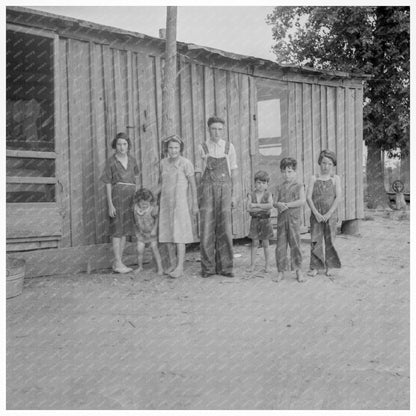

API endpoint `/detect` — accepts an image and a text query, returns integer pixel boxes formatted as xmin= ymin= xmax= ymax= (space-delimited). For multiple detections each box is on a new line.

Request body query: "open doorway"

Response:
xmin=255 ymin=79 xmax=288 ymax=191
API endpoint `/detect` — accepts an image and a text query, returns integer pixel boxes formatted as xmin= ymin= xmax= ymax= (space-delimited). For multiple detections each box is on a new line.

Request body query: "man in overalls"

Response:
xmin=195 ymin=116 xmax=238 ymax=277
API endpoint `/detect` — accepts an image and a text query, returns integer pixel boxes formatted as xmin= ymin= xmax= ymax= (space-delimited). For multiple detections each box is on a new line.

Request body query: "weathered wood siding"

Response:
xmin=5 ymin=8 xmax=367 ymax=278
xmin=58 ymin=38 xmax=257 ymax=247
xmin=287 ymin=81 xmax=364 ymax=227
xmin=57 ymin=35 xmax=364 ymax=247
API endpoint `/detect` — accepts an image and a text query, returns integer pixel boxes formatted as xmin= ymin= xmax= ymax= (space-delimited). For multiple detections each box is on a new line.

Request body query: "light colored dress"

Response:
xmin=159 ymin=156 xmax=195 ymax=244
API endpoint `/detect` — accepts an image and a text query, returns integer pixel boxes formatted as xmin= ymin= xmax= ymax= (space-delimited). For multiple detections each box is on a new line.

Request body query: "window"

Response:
xmin=257 ymin=99 xmax=282 ymax=156
xmin=6 ymin=26 xmax=56 ymax=203
xmin=256 ymin=79 xmax=286 ymax=158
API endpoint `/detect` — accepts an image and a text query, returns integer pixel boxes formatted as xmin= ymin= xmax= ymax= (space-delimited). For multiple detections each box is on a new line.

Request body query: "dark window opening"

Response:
xmin=6 ymin=28 xmax=56 ymax=203
xmin=7 ymin=30 xmax=54 ymax=152
xmin=6 ymin=184 xmax=56 ymax=203
xmin=6 ymin=157 xmax=55 ymax=177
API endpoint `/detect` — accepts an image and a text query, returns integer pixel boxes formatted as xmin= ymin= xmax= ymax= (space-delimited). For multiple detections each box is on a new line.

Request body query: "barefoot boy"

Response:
xmin=273 ymin=158 xmax=306 ymax=282
xmin=133 ymin=188 xmax=163 ymax=275
xmin=247 ymin=170 xmax=274 ymax=273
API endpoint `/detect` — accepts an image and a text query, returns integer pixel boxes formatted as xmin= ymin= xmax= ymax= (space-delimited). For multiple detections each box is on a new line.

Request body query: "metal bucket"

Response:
xmin=6 ymin=258 xmax=25 ymax=299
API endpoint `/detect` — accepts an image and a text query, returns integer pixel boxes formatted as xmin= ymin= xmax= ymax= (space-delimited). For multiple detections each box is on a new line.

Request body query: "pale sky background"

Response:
xmin=29 ymin=5 xmax=277 ymax=61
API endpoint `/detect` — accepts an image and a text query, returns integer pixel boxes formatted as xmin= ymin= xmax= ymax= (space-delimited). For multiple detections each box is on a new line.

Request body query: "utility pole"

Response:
xmin=159 ymin=6 xmax=178 ymax=268
xmin=161 ymin=6 xmax=177 ymax=141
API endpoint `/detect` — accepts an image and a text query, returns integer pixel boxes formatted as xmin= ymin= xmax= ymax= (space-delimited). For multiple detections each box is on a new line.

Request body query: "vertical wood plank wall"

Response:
xmin=58 ymin=37 xmax=364 ymax=247
xmin=287 ymin=82 xmax=364 ymax=227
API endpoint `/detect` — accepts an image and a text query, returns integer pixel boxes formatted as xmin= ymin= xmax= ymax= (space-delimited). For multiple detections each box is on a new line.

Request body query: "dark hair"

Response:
xmin=207 ymin=116 xmax=225 ymax=127
xmin=134 ymin=188 xmax=155 ymax=204
xmin=254 ymin=170 xmax=270 ymax=183
xmin=111 ymin=132 xmax=132 ymax=150
xmin=162 ymin=134 xmax=185 ymax=155
xmin=280 ymin=157 xmax=297 ymax=171
xmin=318 ymin=149 xmax=337 ymax=166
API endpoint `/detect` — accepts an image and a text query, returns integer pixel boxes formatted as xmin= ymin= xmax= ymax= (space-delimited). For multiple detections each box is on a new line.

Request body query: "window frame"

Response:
xmin=6 ymin=23 xmax=63 ymax=250
xmin=6 ymin=23 xmax=60 ymax=206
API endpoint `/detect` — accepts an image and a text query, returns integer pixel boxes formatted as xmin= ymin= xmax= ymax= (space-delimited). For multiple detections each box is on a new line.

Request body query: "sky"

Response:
xmin=28 ymin=5 xmax=277 ymax=61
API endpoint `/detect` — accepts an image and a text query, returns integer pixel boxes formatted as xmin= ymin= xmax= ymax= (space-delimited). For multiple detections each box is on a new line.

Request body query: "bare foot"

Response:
xmin=134 ymin=266 xmax=143 ymax=274
xmin=307 ymin=269 xmax=318 ymax=277
xmin=247 ymin=265 xmax=256 ymax=273
xmin=296 ymin=269 xmax=305 ymax=282
xmin=263 ymin=266 xmax=271 ymax=273
xmin=169 ymin=268 xmax=184 ymax=279
xmin=113 ymin=263 xmax=133 ymax=273
xmin=156 ymin=269 xmax=164 ymax=276
xmin=326 ymin=269 xmax=336 ymax=277
xmin=272 ymin=272 xmax=284 ymax=282
xmin=164 ymin=266 xmax=175 ymax=275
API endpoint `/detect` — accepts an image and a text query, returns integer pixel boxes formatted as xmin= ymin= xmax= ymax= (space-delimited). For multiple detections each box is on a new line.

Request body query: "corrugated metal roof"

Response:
xmin=7 ymin=6 xmax=372 ymax=80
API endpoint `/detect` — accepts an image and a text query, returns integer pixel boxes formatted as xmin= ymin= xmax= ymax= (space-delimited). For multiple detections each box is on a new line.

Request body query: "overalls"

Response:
xmin=310 ymin=178 xmax=341 ymax=270
xmin=275 ymin=182 xmax=303 ymax=272
xmin=200 ymin=142 xmax=233 ymax=275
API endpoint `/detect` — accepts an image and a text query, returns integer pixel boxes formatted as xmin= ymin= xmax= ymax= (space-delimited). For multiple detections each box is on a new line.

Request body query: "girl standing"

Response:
xmin=158 ymin=135 xmax=198 ymax=278
xmin=306 ymin=149 xmax=341 ymax=276
xmin=101 ymin=132 xmax=139 ymax=273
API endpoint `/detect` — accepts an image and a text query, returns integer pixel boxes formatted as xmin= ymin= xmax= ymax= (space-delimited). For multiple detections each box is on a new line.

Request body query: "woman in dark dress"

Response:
xmin=101 ymin=132 xmax=139 ymax=273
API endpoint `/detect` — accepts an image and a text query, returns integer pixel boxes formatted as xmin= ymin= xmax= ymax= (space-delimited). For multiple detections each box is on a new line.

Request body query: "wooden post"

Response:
xmin=161 ymin=6 xmax=177 ymax=140
xmin=160 ymin=6 xmax=178 ymax=268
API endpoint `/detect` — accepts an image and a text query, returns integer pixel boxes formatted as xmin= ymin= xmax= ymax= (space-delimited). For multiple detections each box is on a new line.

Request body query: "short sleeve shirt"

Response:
xmin=194 ymin=139 xmax=238 ymax=175
xmin=100 ymin=154 xmax=139 ymax=185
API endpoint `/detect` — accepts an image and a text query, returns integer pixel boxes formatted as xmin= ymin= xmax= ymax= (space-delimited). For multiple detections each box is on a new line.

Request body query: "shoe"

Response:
xmin=221 ymin=271 xmax=234 ymax=278
xmin=201 ymin=271 xmax=215 ymax=278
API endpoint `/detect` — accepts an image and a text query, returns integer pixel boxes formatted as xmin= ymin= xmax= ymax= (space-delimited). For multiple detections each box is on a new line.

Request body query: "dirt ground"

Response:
xmin=6 ymin=210 xmax=410 ymax=410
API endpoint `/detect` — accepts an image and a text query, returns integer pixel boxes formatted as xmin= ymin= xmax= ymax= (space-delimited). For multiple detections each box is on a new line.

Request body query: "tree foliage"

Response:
xmin=266 ymin=6 xmax=410 ymax=158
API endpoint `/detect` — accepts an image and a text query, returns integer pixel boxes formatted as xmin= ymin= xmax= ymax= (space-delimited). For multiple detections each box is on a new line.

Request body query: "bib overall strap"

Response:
xmin=202 ymin=143 xmax=209 ymax=155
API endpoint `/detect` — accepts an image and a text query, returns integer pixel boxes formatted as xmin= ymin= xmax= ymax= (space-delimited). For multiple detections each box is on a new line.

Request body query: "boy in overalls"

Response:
xmin=195 ymin=116 xmax=238 ymax=277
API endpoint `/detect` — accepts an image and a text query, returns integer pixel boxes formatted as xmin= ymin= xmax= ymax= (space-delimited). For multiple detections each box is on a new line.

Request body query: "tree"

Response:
xmin=266 ymin=6 xmax=410 ymax=208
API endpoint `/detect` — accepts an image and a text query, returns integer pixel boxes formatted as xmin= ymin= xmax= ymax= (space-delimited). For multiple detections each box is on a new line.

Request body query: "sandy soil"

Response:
xmin=6 ymin=210 xmax=410 ymax=410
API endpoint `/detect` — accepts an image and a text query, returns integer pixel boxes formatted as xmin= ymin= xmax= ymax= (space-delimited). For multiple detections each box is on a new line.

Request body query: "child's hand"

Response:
xmin=277 ymin=202 xmax=288 ymax=212
xmin=314 ymin=212 xmax=325 ymax=222
xmin=322 ymin=211 xmax=332 ymax=222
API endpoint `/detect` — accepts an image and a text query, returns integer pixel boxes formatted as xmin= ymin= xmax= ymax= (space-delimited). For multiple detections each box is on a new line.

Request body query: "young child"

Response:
xmin=247 ymin=170 xmax=274 ymax=272
xmin=306 ymin=149 xmax=341 ymax=277
xmin=273 ymin=157 xmax=306 ymax=282
xmin=133 ymin=188 xmax=163 ymax=275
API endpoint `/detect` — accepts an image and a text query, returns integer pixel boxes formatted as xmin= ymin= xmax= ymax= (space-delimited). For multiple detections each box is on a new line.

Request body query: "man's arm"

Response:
xmin=231 ymin=168 xmax=238 ymax=208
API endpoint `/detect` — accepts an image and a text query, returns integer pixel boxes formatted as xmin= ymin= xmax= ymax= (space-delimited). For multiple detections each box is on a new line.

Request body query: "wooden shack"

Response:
xmin=6 ymin=7 xmax=370 ymax=277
